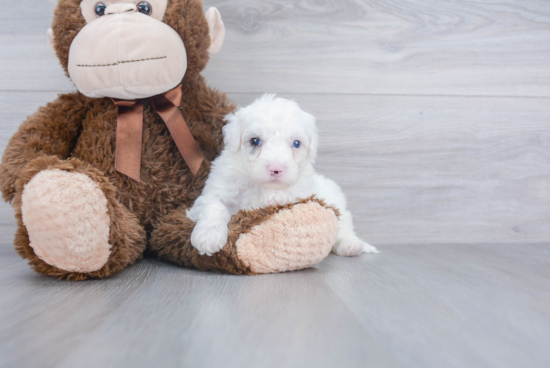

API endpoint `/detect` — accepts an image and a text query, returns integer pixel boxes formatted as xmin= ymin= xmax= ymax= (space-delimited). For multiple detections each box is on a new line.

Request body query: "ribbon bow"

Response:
xmin=111 ymin=84 xmax=204 ymax=182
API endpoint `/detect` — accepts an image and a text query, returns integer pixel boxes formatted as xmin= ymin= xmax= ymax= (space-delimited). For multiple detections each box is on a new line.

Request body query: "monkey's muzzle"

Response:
xmin=68 ymin=12 xmax=187 ymax=100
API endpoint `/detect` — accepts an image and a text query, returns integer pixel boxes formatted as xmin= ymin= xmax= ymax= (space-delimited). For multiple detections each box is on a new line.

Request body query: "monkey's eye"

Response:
xmin=94 ymin=2 xmax=107 ymax=17
xmin=293 ymin=140 xmax=301 ymax=148
xmin=250 ymin=138 xmax=262 ymax=147
xmin=137 ymin=1 xmax=152 ymax=15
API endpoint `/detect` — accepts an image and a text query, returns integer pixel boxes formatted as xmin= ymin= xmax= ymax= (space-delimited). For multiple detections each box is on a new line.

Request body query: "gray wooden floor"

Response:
xmin=1 ymin=0 xmax=550 ymax=367
xmin=1 ymin=241 xmax=550 ymax=368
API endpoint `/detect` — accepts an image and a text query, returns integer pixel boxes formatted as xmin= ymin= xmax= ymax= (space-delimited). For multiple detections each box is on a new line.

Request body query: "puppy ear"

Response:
xmin=305 ymin=113 xmax=318 ymax=163
xmin=223 ymin=111 xmax=242 ymax=152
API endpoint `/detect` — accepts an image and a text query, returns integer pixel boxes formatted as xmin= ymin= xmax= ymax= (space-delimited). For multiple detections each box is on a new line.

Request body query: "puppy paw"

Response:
xmin=362 ymin=242 xmax=380 ymax=254
xmin=332 ymin=236 xmax=379 ymax=257
xmin=191 ymin=221 xmax=229 ymax=256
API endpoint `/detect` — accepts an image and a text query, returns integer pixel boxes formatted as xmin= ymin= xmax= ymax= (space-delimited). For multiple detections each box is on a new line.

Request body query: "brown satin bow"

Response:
xmin=111 ymin=84 xmax=204 ymax=182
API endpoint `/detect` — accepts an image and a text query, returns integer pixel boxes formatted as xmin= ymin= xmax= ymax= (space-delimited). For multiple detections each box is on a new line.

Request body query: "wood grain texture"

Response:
xmin=0 ymin=242 xmax=549 ymax=368
xmin=2 ymin=0 xmax=550 ymax=96
xmin=317 ymin=243 xmax=550 ymax=368
xmin=203 ymin=0 xmax=550 ymax=96
xmin=0 ymin=0 xmax=74 ymax=92
xmin=1 ymin=91 xmax=549 ymax=245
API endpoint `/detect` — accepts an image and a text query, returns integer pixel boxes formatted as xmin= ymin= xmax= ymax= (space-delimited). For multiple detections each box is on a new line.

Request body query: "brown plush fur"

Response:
xmin=0 ymin=0 xmax=338 ymax=280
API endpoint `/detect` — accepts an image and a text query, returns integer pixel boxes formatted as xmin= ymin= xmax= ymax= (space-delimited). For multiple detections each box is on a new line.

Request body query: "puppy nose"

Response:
xmin=105 ymin=3 xmax=137 ymax=15
xmin=268 ymin=164 xmax=285 ymax=175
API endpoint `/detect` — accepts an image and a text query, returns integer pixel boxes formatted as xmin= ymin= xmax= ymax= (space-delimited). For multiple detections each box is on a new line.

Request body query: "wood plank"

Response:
xmin=0 ymin=243 xmax=549 ymax=367
xmin=0 ymin=249 xmax=396 ymax=368
xmin=203 ymin=0 xmax=550 ymax=97
xmin=318 ymin=243 xmax=550 ymax=368
xmin=1 ymin=91 xmax=549 ymax=245
xmin=0 ymin=0 xmax=74 ymax=92
xmin=2 ymin=1 xmax=550 ymax=97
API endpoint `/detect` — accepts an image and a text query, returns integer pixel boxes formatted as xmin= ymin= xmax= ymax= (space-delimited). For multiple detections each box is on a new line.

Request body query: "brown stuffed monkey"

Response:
xmin=0 ymin=0 xmax=339 ymax=280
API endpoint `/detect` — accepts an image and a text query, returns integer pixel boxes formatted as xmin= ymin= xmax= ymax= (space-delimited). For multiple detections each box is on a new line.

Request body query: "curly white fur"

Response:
xmin=187 ymin=94 xmax=378 ymax=256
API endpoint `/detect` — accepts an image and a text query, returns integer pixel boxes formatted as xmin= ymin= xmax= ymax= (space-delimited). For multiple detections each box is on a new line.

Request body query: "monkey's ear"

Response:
xmin=205 ymin=7 xmax=225 ymax=54
xmin=47 ymin=28 xmax=56 ymax=53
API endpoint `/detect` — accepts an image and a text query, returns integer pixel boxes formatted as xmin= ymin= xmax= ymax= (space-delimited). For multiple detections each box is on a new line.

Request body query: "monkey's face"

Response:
xmin=49 ymin=0 xmax=224 ymax=100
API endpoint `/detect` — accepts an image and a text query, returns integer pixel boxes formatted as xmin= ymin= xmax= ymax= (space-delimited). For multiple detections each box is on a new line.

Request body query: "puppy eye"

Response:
xmin=250 ymin=138 xmax=262 ymax=147
xmin=137 ymin=1 xmax=152 ymax=15
xmin=94 ymin=2 xmax=107 ymax=17
xmin=293 ymin=140 xmax=301 ymax=149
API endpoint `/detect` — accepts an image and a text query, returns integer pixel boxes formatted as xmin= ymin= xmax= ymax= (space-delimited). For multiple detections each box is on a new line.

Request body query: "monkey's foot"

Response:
xmin=21 ymin=169 xmax=112 ymax=273
xmin=235 ymin=198 xmax=339 ymax=274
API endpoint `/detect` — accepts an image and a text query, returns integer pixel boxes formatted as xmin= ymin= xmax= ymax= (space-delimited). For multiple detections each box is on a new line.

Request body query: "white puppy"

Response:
xmin=187 ymin=94 xmax=378 ymax=256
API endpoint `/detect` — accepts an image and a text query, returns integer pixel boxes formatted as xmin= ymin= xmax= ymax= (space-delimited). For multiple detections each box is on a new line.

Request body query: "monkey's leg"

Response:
xmin=13 ymin=156 xmax=146 ymax=280
xmin=149 ymin=197 xmax=339 ymax=275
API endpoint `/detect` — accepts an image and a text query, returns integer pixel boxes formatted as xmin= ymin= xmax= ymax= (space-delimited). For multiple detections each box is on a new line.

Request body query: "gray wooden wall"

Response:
xmin=1 ymin=0 xmax=549 ymax=245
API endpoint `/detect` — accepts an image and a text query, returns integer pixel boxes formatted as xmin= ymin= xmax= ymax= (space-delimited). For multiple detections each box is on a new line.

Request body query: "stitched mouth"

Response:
xmin=76 ymin=56 xmax=167 ymax=68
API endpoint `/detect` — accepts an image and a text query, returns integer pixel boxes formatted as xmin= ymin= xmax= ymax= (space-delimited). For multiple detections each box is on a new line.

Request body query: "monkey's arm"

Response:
xmin=0 ymin=93 xmax=87 ymax=203
xmin=150 ymin=196 xmax=339 ymax=275
xmin=188 ymin=83 xmax=236 ymax=161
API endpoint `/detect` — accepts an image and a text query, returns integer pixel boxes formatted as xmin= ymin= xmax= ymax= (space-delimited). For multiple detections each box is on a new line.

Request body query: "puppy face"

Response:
xmin=223 ymin=95 xmax=318 ymax=190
